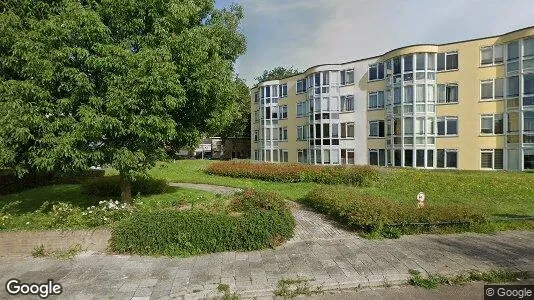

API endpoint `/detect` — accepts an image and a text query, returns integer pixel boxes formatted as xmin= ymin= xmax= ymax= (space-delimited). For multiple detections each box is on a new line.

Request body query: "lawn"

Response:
xmin=149 ymin=160 xmax=534 ymax=218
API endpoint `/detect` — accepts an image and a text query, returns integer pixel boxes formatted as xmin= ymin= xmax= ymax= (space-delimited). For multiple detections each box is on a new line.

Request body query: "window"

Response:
xmin=369 ymin=149 xmax=386 ymax=166
xmin=369 ymin=121 xmax=385 ymax=137
xmin=296 ymin=102 xmax=307 ymax=117
xmin=481 ymin=149 xmax=504 ymax=169
xmin=508 ymin=41 xmax=519 ymax=61
xmin=437 ymin=149 xmax=458 ymax=168
xmin=480 ymin=45 xmax=504 ymax=65
xmin=278 ymin=105 xmax=287 ymax=119
xmin=254 ymin=130 xmax=258 ymax=142
xmin=341 ymin=95 xmax=354 ymax=112
xmin=278 ymin=127 xmax=288 ymax=141
xmin=280 ymin=150 xmax=288 ymax=163
xmin=297 ymin=149 xmax=308 ymax=163
xmin=404 ymin=86 xmax=413 ymax=103
xmin=524 ymin=74 xmax=534 ymax=104
xmin=368 ymin=91 xmax=384 ymax=109
xmin=323 ymin=123 xmax=330 ymax=138
xmin=341 ymin=122 xmax=354 ymax=138
xmin=296 ymin=79 xmax=306 ymax=94
xmin=437 ymin=51 xmax=458 ymax=71
xmin=278 ymin=83 xmax=287 ymax=98
xmin=416 ymin=53 xmax=425 ymax=70
xmin=480 ymin=114 xmax=504 ymax=135
xmin=437 ymin=84 xmax=458 ymax=103
xmin=296 ymin=126 xmax=307 ymax=140
xmin=480 ymin=78 xmax=504 ymax=100
xmin=437 ymin=117 xmax=458 ymax=136
xmin=525 ymin=112 xmax=534 ymax=143
xmin=368 ymin=63 xmax=384 ymax=81
xmin=340 ymin=69 xmax=354 ymax=85
xmin=507 ymin=76 xmax=519 ymax=97
xmin=254 ymin=92 xmax=259 ymax=103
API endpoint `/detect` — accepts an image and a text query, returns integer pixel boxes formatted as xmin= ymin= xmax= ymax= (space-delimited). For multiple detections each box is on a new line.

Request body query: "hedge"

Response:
xmin=303 ymin=186 xmax=487 ymax=238
xmin=81 ymin=175 xmax=168 ymax=197
xmin=0 ymin=169 xmax=105 ymax=195
xmin=109 ymin=189 xmax=295 ymax=256
xmin=205 ymin=161 xmax=380 ymax=186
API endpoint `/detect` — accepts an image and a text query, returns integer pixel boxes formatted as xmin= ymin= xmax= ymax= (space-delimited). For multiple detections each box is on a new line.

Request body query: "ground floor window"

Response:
xmin=525 ymin=149 xmax=534 ymax=169
xmin=297 ymin=149 xmax=307 ymax=163
xmin=369 ymin=149 xmax=386 ymax=166
xmin=481 ymin=149 xmax=504 ymax=170
xmin=437 ymin=149 xmax=458 ymax=168
xmin=341 ymin=149 xmax=354 ymax=164
xmin=254 ymin=150 xmax=259 ymax=161
xmin=281 ymin=150 xmax=289 ymax=162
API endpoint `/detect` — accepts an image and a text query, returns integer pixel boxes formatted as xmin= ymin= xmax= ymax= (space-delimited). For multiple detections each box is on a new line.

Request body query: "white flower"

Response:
xmin=26 ymin=222 xmax=30 ymax=225
xmin=88 ymin=211 xmax=93 ymax=214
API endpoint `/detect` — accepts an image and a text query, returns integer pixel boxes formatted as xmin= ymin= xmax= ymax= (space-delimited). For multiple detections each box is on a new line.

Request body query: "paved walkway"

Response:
xmin=0 ymin=183 xmax=533 ymax=299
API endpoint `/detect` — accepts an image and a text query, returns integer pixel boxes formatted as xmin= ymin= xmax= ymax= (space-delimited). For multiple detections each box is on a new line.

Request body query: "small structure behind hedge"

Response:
xmin=205 ymin=161 xmax=380 ymax=186
xmin=303 ymin=186 xmax=487 ymax=238
xmin=109 ymin=189 xmax=295 ymax=256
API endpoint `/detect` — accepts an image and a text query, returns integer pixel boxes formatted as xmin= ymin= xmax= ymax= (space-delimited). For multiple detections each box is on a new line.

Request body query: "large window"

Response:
xmin=297 ymin=149 xmax=308 ymax=163
xmin=525 ymin=111 xmax=534 ymax=144
xmin=278 ymin=105 xmax=288 ymax=119
xmin=480 ymin=45 xmax=504 ymax=65
xmin=296 ymin=126 xmax=307 ymax=140
xmin=480 ymin=114 xmax=504 ymax=135
xmin=368 ymin=63 xmax=384 ymax=81
xmin=507 ymin=41 xmax=520 ymax=74
xmin=296 ymin=102 xmax=307 ymax=117
xmin=369 ymin=121 xmax=385 ymax=137
xmin=524 ymin=38 xmax=534 ymax=71
xmin=437 ymin=117 xmax=458 ymax=136
xmin=524 ymin=73 xmax=534 ymax=106
xmin=369 ymin=149 xmax=386 ymax=166
xmin=368 ymin=91 xmax=385 ymax=109
xmin=296 ymin=79 xmax=306 ymax=94
xmin=481 ymin=149 xmax=504 ymax=170
xmin=480 ymin=78 xmax=504 ymax=100
xmin=341 ymin=95 xmax=354 ymax=112
xmin=437 ymin=84 xmax=458 ymax=104
xmin=507 ymin=76 xmax=520 ymax=97
xmin=437 ymin=149 xmax=458 ymax=168
xmin=437 ymin=51 xmax=458 ymax=71
xmin=278 ymin=83 xmax=288 ymax=98
xmin=341 ymin=122 xmax=355 ymax=138
xmin=340 ymin=69 xmax=354 ymax=85
xmin=278 ymin=127 xmax=288 ymax=141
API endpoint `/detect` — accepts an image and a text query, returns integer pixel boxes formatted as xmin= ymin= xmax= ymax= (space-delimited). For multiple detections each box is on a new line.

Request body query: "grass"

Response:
xmin=32 ymin=243 xmax=83 ymax=259
xmin=408 ymin=269 xmax=532 ymax=289
xmin=148 ymin=160 xmax=534 ymax=219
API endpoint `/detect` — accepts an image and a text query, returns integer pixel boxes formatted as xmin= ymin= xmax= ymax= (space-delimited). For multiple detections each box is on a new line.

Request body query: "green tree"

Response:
xmin=0 ymin=0 xmax=246 ymax=204
xmin=208 ymin=77 xmax=251 ymax=139
xmin=254 ymin=66 xmax=300 ymax=83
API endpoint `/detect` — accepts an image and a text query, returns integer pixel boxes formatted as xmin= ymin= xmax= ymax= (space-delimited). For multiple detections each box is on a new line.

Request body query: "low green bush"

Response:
xmin=205 ymin=161 xmax=379 ymax=186
xmin=110 ymin=189 xmax=295 ymax=256
xmin=81 ymin=176 xmax=168 ymax=197
xmin=303 ymin=186 xmax=487 ymax=238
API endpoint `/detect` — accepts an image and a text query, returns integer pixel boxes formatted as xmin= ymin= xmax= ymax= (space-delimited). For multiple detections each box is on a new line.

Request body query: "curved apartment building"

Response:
xmin=250 ymin=26 xmax=534 ymax=170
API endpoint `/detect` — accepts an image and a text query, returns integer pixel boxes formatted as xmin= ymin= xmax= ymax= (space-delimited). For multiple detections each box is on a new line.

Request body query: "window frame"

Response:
xmin=296 ymin=79 xmax=306 ymax=94
xmin=437 ymin=83 xmax=459 ymax=104
xmin=437 ymin=116 xmax=459 ymax=136
xmin=368 ymin=120 xmax=385 ymax=138
xmin=480 ymin=113 xmax=504 ymax=135
xmin=340 ymin=95 xmax=355 ymax=112
xmin=437 ymin=149 xmax=458 ymax=169
xmin=437 ymin=51 xmax=459 ymax=72
xmin=480 ymin=78 xmax=505 ymax=101
xmin=480 ymin=149 xmax=504 ymax=170
xmin=369 ymin=149 xmax=386 ymax=166
xmin=368 ymin=91 xmax=385 ymax=110
xmin=340 ymin=69 xmax=355 ymax=85
xmin=480 ymin=44 xmax=504 ymax=66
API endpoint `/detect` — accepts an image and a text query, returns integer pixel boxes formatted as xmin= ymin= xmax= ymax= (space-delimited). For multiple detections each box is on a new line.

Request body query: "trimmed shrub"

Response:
xmin=0 ymin=169 xmax=105 ymax=195
xmin=303 ymin=186 xmax=487 ymax=237
xmin=81 ymin=176 xmax=168 ymax=197
xmin=205 ymin=161 xmax=379 ymax=186
xmin=110 ymin=189 xmax=295 ymax=256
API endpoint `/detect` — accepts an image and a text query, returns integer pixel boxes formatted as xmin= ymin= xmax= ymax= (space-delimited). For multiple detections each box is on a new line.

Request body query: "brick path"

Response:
xmin=0 ymin=183 xmax=533 ymax=299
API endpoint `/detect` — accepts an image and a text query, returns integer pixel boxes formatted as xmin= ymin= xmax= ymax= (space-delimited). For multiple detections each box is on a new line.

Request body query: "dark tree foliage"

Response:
xmin=0 ymin=0 xmax=246 ymax=204
xmin=254 ymin=66 xmax=300 ymax=83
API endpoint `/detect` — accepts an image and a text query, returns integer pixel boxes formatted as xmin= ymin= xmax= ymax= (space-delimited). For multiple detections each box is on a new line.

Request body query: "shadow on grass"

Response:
xmin=492 ymin=213 xmax=534 ymax=219
xmin=0 ymin=184 xmax=107 ymax=214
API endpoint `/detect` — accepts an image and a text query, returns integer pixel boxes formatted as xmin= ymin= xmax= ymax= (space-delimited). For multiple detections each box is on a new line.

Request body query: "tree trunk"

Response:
xmin=119 ymin=174 xmax=133 ymax=205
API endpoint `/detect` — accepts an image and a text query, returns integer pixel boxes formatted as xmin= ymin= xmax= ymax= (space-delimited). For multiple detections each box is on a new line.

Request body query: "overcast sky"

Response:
xmin=215 ymin=0 xmax=534 ymax=86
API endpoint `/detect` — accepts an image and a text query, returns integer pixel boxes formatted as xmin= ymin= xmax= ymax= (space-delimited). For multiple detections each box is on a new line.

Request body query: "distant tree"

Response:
xmin=0 ymin=0 xmax=246 ymax=204
xmin=254 ymin=66 xmax=300 ymax=83
xmin=208 ymin=77 xmax=251 ymax=139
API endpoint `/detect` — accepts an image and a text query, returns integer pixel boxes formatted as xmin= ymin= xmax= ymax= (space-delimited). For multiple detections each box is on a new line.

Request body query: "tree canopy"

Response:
xmin=0 ymin=0 xmax=246 ymax=203
xmin=254 ymin=66 xmax=301 ymax=83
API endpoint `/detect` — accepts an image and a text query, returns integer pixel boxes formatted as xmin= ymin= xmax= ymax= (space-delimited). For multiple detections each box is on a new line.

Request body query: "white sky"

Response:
xmin=217 ymin=0 xmax=534 ymax=85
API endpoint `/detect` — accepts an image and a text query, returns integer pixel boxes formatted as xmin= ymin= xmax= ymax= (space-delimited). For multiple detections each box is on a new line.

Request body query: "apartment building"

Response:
xmin=250 ymin=26 xmax=534 ymax=171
